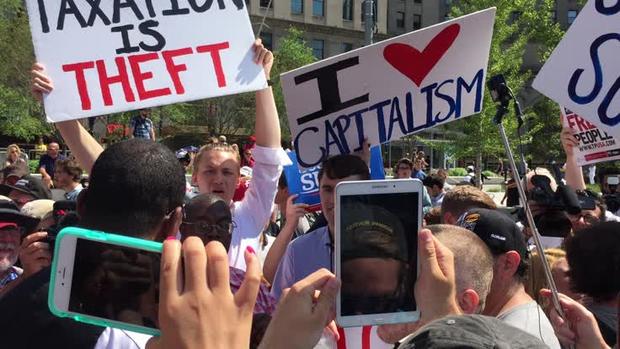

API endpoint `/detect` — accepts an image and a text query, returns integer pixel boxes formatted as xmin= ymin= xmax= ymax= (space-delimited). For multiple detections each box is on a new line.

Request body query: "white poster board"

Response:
xmin=561 ymin=106 xmax=620 ymax=165
xmin=281 ymin=8 xmax=496 ymax=168
xmin=533 ymin=0 xmax=620 ymax=147
xmin=25 ymin=1 xmax=265 ymax=122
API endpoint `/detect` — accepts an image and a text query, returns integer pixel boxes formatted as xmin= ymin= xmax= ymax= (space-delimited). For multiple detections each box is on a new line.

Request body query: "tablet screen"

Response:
xmin=339 ymin=192 xmax=419 ymax=316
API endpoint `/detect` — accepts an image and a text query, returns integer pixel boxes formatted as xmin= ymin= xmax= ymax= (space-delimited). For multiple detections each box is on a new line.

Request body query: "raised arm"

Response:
xmin=560 ymin=123 xmax=586 ymax=190
xmin=32 ymin=63 xmax=103 ymax=173
xmin=253 ymin=39 xmax=280 ymax=149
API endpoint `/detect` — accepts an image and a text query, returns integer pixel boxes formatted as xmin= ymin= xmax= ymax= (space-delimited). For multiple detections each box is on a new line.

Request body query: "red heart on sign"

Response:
xmin=383 ymin=24 xmax=460 ymax=87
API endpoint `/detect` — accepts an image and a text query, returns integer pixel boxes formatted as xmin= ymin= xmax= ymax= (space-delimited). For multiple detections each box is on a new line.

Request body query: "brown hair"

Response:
xmin=55 ymin=159 xmax=83 ymax=182
xmin=441 ymin=185 xmax=496 ymax=220
xmin=193 ymin=140 xmax=241 ymax=174
xmin=525 ymin=248 xmax=566 ymax=304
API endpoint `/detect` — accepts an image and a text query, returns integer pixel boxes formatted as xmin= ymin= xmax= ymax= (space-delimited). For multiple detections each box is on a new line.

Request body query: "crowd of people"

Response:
xmin=0 ymin=40 xmax=618 ymax=349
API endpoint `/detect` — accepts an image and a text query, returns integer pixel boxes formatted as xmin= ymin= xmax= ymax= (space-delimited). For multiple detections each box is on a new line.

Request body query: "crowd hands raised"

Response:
xmin=0 ymin=40 xmax=618 ymax=349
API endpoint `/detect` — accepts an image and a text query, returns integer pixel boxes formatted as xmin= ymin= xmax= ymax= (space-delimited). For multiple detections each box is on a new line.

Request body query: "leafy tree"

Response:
xmin=0 ymin=0 xmax=50 ymax=141
xmin=434 ymin=0 xmax=565 ymax=185
xmin=270 ymin=27 xmax=317 ymax=140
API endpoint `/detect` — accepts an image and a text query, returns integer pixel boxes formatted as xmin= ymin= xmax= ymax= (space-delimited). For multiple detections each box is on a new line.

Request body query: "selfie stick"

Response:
xmin=256 ymin=0 xmax=273 ymax=37
xmin=488 ymin=75 xmax=566 ymax=322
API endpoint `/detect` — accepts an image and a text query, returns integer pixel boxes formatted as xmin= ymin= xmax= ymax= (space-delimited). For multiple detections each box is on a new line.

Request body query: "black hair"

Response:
xmin=422 ymin=174 xmax=445 ymax=189
xmin=565 ymin=221 xmax=620 ymax=302
xmin=318 ymin=154 xmax=369 ymax=182
xmin=278 ymin=172 xmax=287 ymax=190
xmin=80 ymin=139 xmax=185 ymax=237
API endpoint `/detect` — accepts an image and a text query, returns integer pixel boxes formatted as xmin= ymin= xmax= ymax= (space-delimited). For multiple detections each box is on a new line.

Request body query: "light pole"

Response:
xmin=364 ymin=0 xmax=374 ymax=45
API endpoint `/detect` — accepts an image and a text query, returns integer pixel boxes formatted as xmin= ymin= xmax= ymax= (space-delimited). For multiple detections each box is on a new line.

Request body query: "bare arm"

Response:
xmin=263 ymin=195 xmax=309 ymax=283
xmin=150 ymin=127 xmax=156 ymax=141
xmin=561 ymin=127 xmax=586 ymax=190
xmin=32 ymin=63 xmax=103 ymax=173
xmin=253 ymin=40 xmax=280 ymax=149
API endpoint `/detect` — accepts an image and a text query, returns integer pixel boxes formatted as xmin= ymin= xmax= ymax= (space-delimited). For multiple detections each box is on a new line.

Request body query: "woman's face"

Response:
xmin=8 ymin=147 xmax=19 ymax=161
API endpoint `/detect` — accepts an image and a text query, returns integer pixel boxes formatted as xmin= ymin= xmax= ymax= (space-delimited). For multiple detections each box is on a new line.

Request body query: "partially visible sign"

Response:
xmin=284 ymin=147 xmax=385 ymax=212
xmin=561 ymin=107 xmax=620 ymax=165
xmin=25 ymin=0 xmax=265 ymax=122
xmin=281 ymin=8 xmax=496 ymax=168
xmin=533 ymin=0 xmax=620 ymax=131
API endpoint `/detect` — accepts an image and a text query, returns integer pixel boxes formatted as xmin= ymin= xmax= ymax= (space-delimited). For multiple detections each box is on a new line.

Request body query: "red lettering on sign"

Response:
xmin=196 ymin=41 xmax=230 ymax=88
xmin=162 ymin=47 xmax=194 ymax=94
xmin=97 ymin=57 xmax=135 ymax=106
xmin=128 ymin=52 xmax=172 ymax=100
xmin=62 ymin=61 xmax=95 ymax=110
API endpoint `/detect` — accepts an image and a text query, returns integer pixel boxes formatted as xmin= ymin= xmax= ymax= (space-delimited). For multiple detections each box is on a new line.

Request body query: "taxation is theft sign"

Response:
xmin=25 ymin=0 xmax=266 ymax=122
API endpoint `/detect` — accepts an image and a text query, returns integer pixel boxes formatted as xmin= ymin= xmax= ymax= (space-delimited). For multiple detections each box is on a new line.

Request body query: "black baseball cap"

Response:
xmin=456 ymin=208 xmax=528 ymax=263
xmin=399 ymin=314 xmax=547 ymax=348
xmin=0 ymin=175 xmax=52 ymax=200
xmin=0 ymin=204 xmax=40 ymax=233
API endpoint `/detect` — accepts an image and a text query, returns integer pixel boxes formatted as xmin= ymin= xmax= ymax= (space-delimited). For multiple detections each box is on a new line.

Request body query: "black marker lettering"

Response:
xmin=36 ymin=0 xmax=50 ymax=33
xmin=138 ymin=20 xmax=166 ymax=52
xmin=85 ymin=0 xmax=111 ymax=27
xmin=111 ymin=24 xmax=140 ymax=54
xmin=113 ymin=0 xmax=144 ymax=24
xmin=57 ymin=0 xmax=87 ymax=30
xmin=162 ymin=0 xmax=191 ymax=16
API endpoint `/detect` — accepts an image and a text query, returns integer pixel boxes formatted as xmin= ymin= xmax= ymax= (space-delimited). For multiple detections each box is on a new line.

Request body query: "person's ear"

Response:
xmin=442 ymin=212 xmax=455 ymax=225
xmin=457 ymin=289 xmax=480 ymax=314
xmin=501 ymin=251 xmax=521 ymax=277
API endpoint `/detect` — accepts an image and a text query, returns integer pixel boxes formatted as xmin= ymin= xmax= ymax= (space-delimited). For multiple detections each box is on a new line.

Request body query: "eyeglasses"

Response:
xmin=568 ymin=213 xmax=600 ymax=225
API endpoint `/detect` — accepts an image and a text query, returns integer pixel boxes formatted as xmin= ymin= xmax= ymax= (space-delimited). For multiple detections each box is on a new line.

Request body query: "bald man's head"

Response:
xmin=427 ymin=224 xmax=494 ymax=313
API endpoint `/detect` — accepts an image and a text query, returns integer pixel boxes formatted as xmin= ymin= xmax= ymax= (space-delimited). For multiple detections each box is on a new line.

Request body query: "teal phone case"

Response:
xmin=48 ymin=226 xmax=163 ymax=336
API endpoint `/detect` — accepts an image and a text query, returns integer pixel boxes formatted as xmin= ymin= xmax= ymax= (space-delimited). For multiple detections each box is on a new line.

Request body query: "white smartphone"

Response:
xmin=335 ymin=179 xmax=422 ymax=328
xmin=49 ymin=227 xmax=162 ymax=336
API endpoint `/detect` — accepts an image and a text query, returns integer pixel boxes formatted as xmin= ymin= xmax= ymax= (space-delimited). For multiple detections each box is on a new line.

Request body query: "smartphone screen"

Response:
xmin=339 ymin=192 xmax=419 ymax=317
xmin=68 ymin=238 xmax=161 ymax=329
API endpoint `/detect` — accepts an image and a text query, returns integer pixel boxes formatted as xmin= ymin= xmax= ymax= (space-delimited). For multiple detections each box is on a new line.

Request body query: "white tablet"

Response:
xmin=335 ymin=179 xmax=422 ymax=328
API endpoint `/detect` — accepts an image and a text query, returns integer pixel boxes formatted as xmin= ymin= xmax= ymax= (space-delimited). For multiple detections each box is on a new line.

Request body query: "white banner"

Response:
xmin=533 ymin=0 xmax=620 ymax=138
xmin=25 ymin=1 xmax=265 ymax=122
xmin=281 ymin=8 xmax=495 ymax=168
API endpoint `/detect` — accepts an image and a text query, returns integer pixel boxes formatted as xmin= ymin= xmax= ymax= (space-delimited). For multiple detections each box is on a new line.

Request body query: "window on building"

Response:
xmin=260 ymin=0 xmax=272 ymax=8
xmin=291 ymin=0 xmax=303 ymax=14
xmin=313 ymin=0 xmax=324 ymax=16
xmin=567 ymin=10 xmax=577 ymax=24
xmin=414 ymin=0 xmax=422 ymax=3
xmin=261 ymin=32 xmax=273 ymax=51
xmin=396 ymin=11 xmax=405 ymax=28
xmin=342 ymin=42 xmax=353 ymax=52
xmin=413 ymin=14 xmax=421 ymax=29
xmin=361 ymin=0 xmax=378 ymax=22
xmin=343 ymin=0 xmax=353 ymax=20
xmin=312 ymin=39 xmax=324 ymax=59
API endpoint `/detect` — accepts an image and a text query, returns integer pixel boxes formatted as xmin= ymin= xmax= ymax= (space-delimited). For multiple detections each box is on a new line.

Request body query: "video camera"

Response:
xmin=603 ymin=176 xmax=620 ymax=214
xmin=521 ymin=172 xmax=597 ymax=237
xmin=43 ymin=200 xmax=79 ymax=251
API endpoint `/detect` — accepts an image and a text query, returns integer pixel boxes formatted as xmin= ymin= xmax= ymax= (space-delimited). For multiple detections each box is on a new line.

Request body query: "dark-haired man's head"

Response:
xmin=423 ymin=174 xmax=445 ymax=198
xmin=394 ymin=158 xmax=413 ymax=179
xmin=78 ymin=139 xmax=185 ymax=241
xmin=180 ymin=193 xmax=233 ymax=250
xmin=565 ymin=221 xmax=620 ymax=303
xmin=440 ymin=185 xmax=496 ymax=224
xmin=318 ymin=154 xmax=370 ymax=234
xmin=54 ymin=159 xmax=82 ymax=191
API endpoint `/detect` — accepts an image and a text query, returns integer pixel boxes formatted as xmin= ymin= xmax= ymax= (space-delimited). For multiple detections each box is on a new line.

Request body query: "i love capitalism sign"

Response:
xmin=281 ymin=8 xmax=496 ymax=168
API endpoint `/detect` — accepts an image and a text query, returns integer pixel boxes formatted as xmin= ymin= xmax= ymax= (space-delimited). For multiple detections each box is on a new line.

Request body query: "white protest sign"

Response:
xmin=281 ymin=8 xmax=495 ymax=168
xmin=561 ymin=106 xmax=620 ymax=165
xmin=533 ymin=0 xmax=620 ymax=139
xmin=25 ymin=1 xmax=265 ymax=122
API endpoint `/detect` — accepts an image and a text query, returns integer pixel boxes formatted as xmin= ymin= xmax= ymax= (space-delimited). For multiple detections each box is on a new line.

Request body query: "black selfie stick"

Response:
xmin=487 ymin=75 xmax=567 ymax=324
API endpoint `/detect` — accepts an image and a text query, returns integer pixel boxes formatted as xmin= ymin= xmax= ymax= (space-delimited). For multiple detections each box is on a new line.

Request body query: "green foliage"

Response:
xmin=448 ymin=167 xmax=468 ymax=176
xmin=441 ymin=0 xmax=566 ymax=166
xmin=0 ymin=0 xmax=50 ymax=141
xmin=28 ymin=159 xmax=38 ymax=174
xmin=271 ymin=27 xmax=317 ymax=139
xmin=482 ymin=170 xmax=498 ymax=178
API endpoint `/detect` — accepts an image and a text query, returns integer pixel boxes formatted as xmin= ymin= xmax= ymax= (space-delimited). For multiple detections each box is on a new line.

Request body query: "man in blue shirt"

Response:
xmin=129 ymin=109 xmax=155 ymax=140
xmin=38 ymin=142 xmax=65 ymax=188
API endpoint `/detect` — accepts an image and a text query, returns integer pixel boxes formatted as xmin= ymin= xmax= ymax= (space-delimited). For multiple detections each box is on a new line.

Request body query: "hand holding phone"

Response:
xmin=146 ymin=238 xmax=261 ymax=349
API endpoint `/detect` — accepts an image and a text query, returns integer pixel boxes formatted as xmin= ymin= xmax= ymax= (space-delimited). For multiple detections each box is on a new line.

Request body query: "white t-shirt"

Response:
xmin=497 ymin=301 xmax=561 ymax=349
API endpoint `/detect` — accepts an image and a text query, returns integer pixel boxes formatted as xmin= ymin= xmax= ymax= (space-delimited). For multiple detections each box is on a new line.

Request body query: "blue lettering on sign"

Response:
xmin=293 ymin=68 xmax=485 ymax=167
xmin=567 ymin=33 xmax=620 ymax=126
xmin=596 ymin=0 xmax=620 ymax=15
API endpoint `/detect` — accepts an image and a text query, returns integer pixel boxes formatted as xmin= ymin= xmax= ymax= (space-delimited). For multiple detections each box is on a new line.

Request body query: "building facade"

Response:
xmin=246 ymin=0 xmax=389 ymax=58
